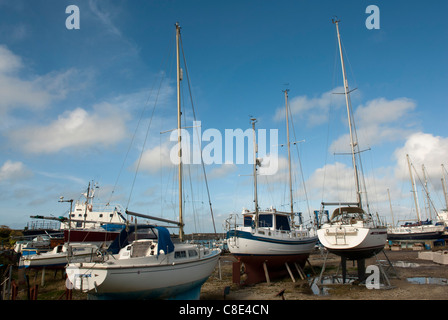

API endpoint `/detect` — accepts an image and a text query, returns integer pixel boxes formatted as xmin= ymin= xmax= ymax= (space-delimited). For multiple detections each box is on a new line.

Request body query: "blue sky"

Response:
xmin=0 ymin=0 xmax=447 ymax=233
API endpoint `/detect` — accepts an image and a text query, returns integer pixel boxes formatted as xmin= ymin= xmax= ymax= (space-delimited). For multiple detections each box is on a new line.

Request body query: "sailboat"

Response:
xmin=387 ymin=154 xmax=445 ymax=240
xmin=19 ymin=242 xmax=99 ymax=269
xmin=316 ymin=19 xmax=387 ymax=260
xmin=66 ymin=23 xmax=221 ymax=300
xmin=225 ymin=90 xmax=318 ymax=285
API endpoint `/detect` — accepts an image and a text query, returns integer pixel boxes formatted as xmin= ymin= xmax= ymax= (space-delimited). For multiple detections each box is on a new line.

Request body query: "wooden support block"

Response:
xmin=285 ymin=263 xmax=296 ymax=282
xmin=263 ymin=261 xmax=270 ymax=285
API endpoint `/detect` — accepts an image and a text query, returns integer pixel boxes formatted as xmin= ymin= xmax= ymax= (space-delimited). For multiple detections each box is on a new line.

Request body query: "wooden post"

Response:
xmin=294 ymin=262 xmax=305 ymax=280
xmin=285 ymin=263 xmax=296 ymax=282
xmin=41 ymin=267 xmax=46 ymax=286
xmin=263 ymin=261 xmax=270 ymax=285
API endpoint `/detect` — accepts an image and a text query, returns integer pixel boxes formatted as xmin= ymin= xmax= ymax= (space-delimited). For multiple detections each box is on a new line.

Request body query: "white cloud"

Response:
xmin=208 ymin=163 xmax=237 ymax=179
xmin=0 ymin=45 xmax=87 ymax=115
xmin=88 ymin=0 xmax=122 ymax=37
xmin=0 ymin=45 xmax=22 ymax=73
xmin=274 ymin=87 xmax=346 ymax=126
xmin=10 ymin=105 xmax=128 ymax=153
xmin=0 ymin=160 xmax=32 ymax=181
xmin=136 ymin=144 xmax=174 ymax=174
xmin=330 ymin=97 xmax=417 ymax=153
xmin=393 ymin=132 xmax=448 ymax=183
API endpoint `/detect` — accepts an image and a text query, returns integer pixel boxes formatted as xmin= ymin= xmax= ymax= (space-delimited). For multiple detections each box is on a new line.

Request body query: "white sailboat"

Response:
xmin=19 ymin=243 xmax=99 ymax=269
xmin=226 ymin=90 xmax=318 ymax=284
xmin=387 ymin=154 xmax=445 ymax=240
xmin=317 ymin=19 xmax=387 ymax=260
xmin=66 ymin=23 xmax=221 ymax=300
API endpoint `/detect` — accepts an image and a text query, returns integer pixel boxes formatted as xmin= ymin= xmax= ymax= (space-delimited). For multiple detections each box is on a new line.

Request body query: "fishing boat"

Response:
xmin=387 ymin=155 xmax=445 ymax=241
xmin=226 ymin=90 xmax=318 ymax=285
xmin=316 ymin=19 xmax=387 ymax=260
xmin=66 ymin=23 xmax=221 ymax=300
xmin=31 ymin=182 xmax=126 ymax=246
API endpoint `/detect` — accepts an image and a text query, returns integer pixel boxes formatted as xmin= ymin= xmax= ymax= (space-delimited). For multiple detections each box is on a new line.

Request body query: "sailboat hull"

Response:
xmin=70 ymin=249 xmax=221 ymax=300
xmin=317 ymin=226 xmax=386 ymax=260
xmin=387 ymin=225 xmax=445 ymax=241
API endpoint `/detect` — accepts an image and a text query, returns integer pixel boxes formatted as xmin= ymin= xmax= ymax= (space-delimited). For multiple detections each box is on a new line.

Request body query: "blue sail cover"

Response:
xmin=107 ymin=224 xmax=175 ymax=255
xmin=155 ymin=226 xmax=174 ymax=255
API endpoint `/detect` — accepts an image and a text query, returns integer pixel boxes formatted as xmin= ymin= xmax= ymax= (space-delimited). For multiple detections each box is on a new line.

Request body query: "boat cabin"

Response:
xmin=241 ymin=208 xmax=292 ymax=231
xmin=330 ymin=206 xmax=367 ymax=224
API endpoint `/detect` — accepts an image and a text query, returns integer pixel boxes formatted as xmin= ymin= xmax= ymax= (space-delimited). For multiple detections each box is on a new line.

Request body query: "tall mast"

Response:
xmin=407 ymin=154 xmax=421 ymax=222
xmin=422 ymin=164 xmax=432 ymax=220
xmin=176 ymin=22 xmax=184 ymax=241
xmin=284 ymin=89 xmax=294 ymax=217
xmin=251 ymin=118 xmax=259 ymax=220
xmin=442 ymin=164 xmax=448 ymax=210
xmin=387 ymin=188 xmax=395 ymax=227
xmin=333 ymin=18 xmax=362 ymax=208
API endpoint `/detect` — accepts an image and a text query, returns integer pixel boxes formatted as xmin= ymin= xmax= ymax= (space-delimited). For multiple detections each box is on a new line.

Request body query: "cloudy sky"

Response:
xmin=0 ymin=0 xmax=447 ymax=233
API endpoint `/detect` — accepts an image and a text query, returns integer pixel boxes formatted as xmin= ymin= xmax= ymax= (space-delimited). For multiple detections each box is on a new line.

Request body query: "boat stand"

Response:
xmin=372 ymin=249 xmax=399 ymax=289
xmin=317 ymin=249 xmax=398 ymax=288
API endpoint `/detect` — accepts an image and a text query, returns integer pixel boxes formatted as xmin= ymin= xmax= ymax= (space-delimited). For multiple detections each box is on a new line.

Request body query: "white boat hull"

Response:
xmin=19 ymin=244 xmax=98 ymax=269
xmin=68 ymin=247 xmax=221 ymax=300
xmin=387 ymin=224 xmax=445 ymax=241
xmin=227 ymin=227 xmax=317 ymax=256
xmin=317 ymin=225 xmax=387 ymax=259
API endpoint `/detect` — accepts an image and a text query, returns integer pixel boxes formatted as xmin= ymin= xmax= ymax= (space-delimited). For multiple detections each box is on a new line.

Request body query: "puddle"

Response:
xmin=308 ymin=276 xmax=356 ymax=296
xmin=393 ymin=261 xmax=420 ymax=268
xmin=309 ymin=278 xmax=330 ymax=296
xmin=407 ymin=277 xmax=448 ymax=285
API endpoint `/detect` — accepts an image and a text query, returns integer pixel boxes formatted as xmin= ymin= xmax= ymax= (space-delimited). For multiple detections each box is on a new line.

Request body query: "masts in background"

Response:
xmin=387 ymin=188 xmax=395 ymax=227
xmin=407 ymin=154 xmax=421 ymax=222
xmin=442 ymin=164 xmax=448 ymax=210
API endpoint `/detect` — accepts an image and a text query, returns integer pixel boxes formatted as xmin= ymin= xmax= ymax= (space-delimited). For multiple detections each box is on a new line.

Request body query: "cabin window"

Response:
xmin=243 ymin=215 xmax=253 ymax=227
xmin=110 ymin=214 xmax=113 ymax=217
xmin=258 ymin=214 xmax=273 ymax=228
xmin=99 ymin=214 xmax=103 ymax=218
xmin=275 ymin=215 xmax=291 ymax=231
xmin=175 ymin=251 xmax=187 ymax=259
xmin=188 ymin=250 xmax=198 ymax=257
xmin=127 ymin=228 xmax=157 ymax=242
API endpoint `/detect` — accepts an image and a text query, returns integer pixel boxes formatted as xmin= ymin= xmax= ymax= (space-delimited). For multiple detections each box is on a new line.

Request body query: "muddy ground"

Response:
xmin=201 ymin=248 xmax=448 ymax=300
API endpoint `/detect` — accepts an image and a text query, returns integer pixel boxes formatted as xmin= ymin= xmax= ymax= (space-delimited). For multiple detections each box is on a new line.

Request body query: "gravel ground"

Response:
xmin=200 ymin=249 xmax=448 ymax=300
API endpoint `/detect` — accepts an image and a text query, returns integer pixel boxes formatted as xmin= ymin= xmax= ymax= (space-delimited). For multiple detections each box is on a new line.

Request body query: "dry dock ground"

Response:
xmin=4 ymin=248 xmax=448 ymax=300
xmin=201 ymin=249 xmax=448 ymax=300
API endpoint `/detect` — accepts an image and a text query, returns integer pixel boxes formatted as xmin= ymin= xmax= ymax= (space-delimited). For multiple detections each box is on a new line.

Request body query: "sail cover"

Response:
xmin=107 ymin=224 xmax=174 ymax=255
xmin=155 ymin=226 xmax=174 ymax=255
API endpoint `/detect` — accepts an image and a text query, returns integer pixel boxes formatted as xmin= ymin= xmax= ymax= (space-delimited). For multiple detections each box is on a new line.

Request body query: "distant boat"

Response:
xmin=31 ymin=181 xmax=126 ymax=246
xmin=67 ymin=23 xmax=221 ymax=300
xmin=316 ymin=19 xmax=387 ymax=260
xmin=226 ymin=90 xmax=318 ymax=284
xmin=19 ymin=242 xmax=98 ymax=269
xmin=387 ymin=154 xmax=445 ymax=241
